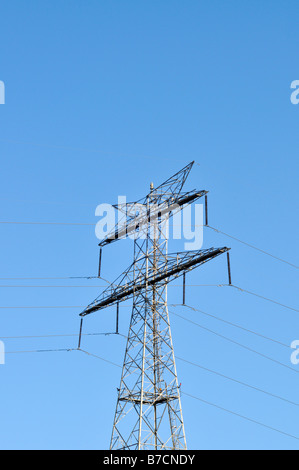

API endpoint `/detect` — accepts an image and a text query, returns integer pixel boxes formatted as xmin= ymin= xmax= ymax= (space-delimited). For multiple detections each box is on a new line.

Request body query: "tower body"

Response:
xmin=110 ymin=188 xmax=186 ymax=450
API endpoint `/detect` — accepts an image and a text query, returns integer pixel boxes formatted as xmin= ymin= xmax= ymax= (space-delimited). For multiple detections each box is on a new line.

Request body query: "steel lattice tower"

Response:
xmin=110 ymin=186 xmax=186 ymax=450
xmin=80 ymin=162 xmax=230 ymax=450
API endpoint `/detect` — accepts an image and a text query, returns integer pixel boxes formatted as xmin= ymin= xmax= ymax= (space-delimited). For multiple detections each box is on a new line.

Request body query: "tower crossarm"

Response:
xmin=99 ymin=189 xmax=208 ymax=247
xmin=80 ymin=247 xmax=230 ymax=317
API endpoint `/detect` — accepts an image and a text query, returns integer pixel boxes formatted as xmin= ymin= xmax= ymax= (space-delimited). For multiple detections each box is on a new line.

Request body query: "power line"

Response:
xmin=72 ymin=347 xmax=299 ymax=443
xmin=0 ymin=218 xmax=298 ymax=270
xmin=77 ymin=345 xmax=299 ymax=407
xmin=0 ymin=332 xmax=118 ymax=340
xmin=1 ymin=299 xmax=290 ymax=351
xmin=8 ymin=345 xmax=296 ymax=408
xmin=182 ymin=392 xmax=299 ymax=443
xmin=0 ymin=221 xmax=94 ymax=226
xmin=170 ymin=303 xmax=290 ymax=349
xmin=169 ymin=309 xmax=299 ymax=375
xmin=207 ymin=225 xmax=299 ymax=270
xmin=6 ymin=348 xmax=75 ymax=354
xmin=1 ymin=315 xmax=292 ymax=382
xmin=0 ymin=275 xmax=113 ymax=284
xmin=231 ymin=284 xmax=299 ymax=313
xmin=0 ymin=281 xmax=297 ymax=316
xmin=6 ymin=324 xmax=294 ymax=413
xmin=0 ymin=197 xmax=94 ymax=208
xmin=77 ymin=348 xmax=122 ymax=368
xmin=0 ymin=284 xmax=222 ymax=288
xmin=0 ymin=285 xmax=115 ymax=288
xmin=177 ymin=357 xmax=298 ymax=407
xmin=0 ymin=276 xmax=102 ymax=280
xmin=0 ymin=284 xmax=296 ymax=314
xmin=5 ymin=309 xmax=296 ymax=393
xmin=5 ymin=345 xmax=298 ymax=443
xmin=5 ymin=334 xmax=293 ymax=402
xmin=79 ymin=344 xmax=299 ymax=442
xmin=0 ymin=305 xmax=84 ymax=309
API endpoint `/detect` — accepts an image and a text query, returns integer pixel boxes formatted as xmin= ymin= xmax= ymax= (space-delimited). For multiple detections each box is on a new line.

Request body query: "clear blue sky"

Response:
xmin=0 ymin=0 xmax=298 ymax=450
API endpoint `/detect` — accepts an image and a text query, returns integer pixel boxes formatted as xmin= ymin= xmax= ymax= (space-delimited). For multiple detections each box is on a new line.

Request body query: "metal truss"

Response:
xmin=80 ymin=161 xmax=230 ymax=450
xmin=80 ymin=247 xmax=228 ymax=317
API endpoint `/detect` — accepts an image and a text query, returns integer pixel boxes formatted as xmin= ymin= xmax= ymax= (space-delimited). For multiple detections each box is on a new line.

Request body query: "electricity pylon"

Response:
xmin=80 ymin=162 xmax=230 ymax=450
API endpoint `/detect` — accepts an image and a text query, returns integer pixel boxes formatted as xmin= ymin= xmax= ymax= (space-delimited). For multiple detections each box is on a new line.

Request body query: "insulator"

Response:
xmin=227 ymin=252 xmax=232 ymax=285
xmin=78 ymin=318 xmax=83 ymax=349
xmin=116 ymin=302 xmax=119 ymax=334
xmin=183 ymin=272 xmax=186 ymax=305
xmin=98 ymin=248 xmax=103 ymax=277
xmin=205 ymin=194 xmax=208 ymax=226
